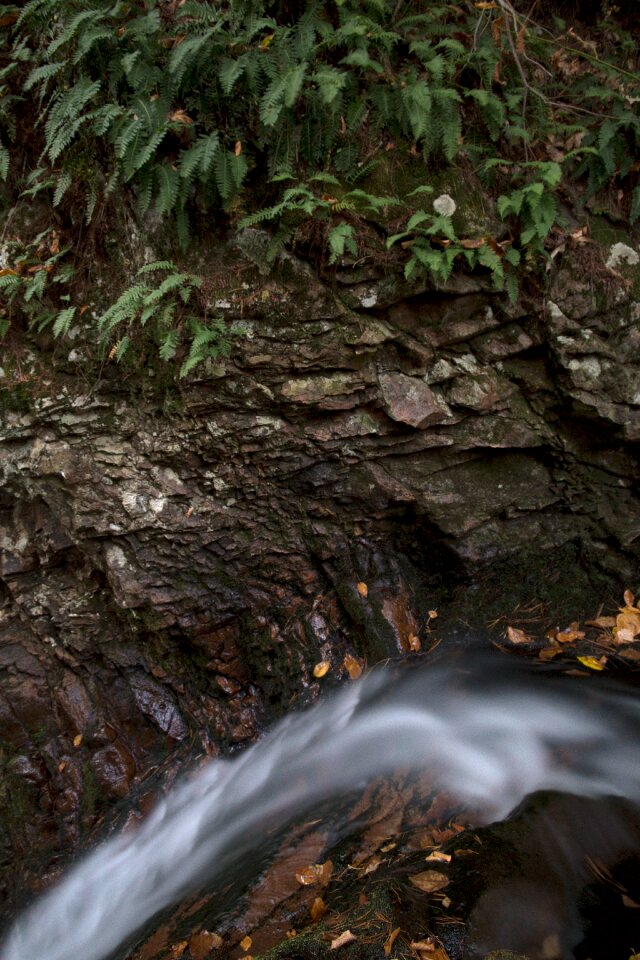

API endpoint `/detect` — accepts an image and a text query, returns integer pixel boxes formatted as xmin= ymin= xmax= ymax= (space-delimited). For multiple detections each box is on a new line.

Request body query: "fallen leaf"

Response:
xmin=313 ymin=660 xmax=330 ymax=678
xmin=331 ymin=930 xmax=356 ymax=950
xmin=73 ymin=734 xmax=83 ymax=747
xmin=585 ymin=616 xmax=616 ymax=629
xmin=286 ymin=929 xmax=297 ymax=939
xmin=408 ymin=633 xmax=421 ymax=652
xmin=343 ymin=654 xmax=362 ymax=680
xmin=539 ymin=646 xmax=562 ymax=661
xmin=614 ymin=610 xmax=640 ymax=644
xmin=577 ymin=656 xmax=607 ymax=671
xmin=310 ymin=896 xmax=327 ymax=922
xmin=459 ymin=237 xmax=486 ymax=249
xmin=357 ymin=582 xmax=368 ymax=597
xmin=409 ymin=870 xmax=449 ymax=893
xmin=0 ymin=268 xmax=17 ymax=276
xmin=296 ymin=860 xmax=333 ymax=886
xmin=169 ymin=109 xmax=193 ymax=125
xmin=624 ymin=588 xmax=635 ymax=607
xmin=506 ymin=625 xmax=530 ymax=645
xmin=168 ymin=941 xmax=188 ymax=959
xmin=425 ymin=851 xmax=452 ymax=863
xmin=622 ymin=893 xmax=640 ymax=908
xmin=188 ymin=931 xmax=222 ymax=958
xmin=58 ymin=761 xmax=66 ymax=772
xmin=409 ymin=940 xmax=436 ymax=951
xmin=235 ymin=140 xmax=243 ymax=156
xmin=427 ymin=610 xmax=438 ymax=620
xmin=384 ymin=927 xmax=400 ymax=956
xmin=555 ymin=626 xmax=585 ymax=643
xmin=362 ymin=855 xmax=381 ymax=875
xmin=240 ymin=935 xmax=253 ymax=951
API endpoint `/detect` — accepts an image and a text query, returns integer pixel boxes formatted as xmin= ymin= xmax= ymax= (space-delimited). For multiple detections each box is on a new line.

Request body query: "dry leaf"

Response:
xmin=296 ymin=860 xmax=333 ymax=886
xmin=427 ymin=610 xmax=438 ymax=620
xmin=0 ymin=268 xmax=17 ymax=276
xmin=408 ymin=633 xmax=421 ymax=652
xmin=384 ymin=927 xmax=400 ymax=956
xmin=313 ymin=660 xmax=330 ymax=678
xmin=624 ymin=589 xmax=635 ymax=607
xmin=425 ymin=851 xmax=452 ymax=864
xmin=362 ymin=856 xmax=382 ymax=875
xmin=168 ymin=941 xmax=188 ymax=959
xmin=577 ymin=656 xmax=606 ymax=671
xmin=73 ymin=734 xmax=83 ymax=747
xmin=58 ymin=761 xmax=66 ymax=772
xmin=356 ymin=582 xmax=368 ymax=597
xmin=331 ymin=930 xmax=356 ymax=950
xmin=240 ymin=935 xmax=253 ymax=951
xmin=459 ymin=237 xmax=486 ymax=249
xmin=235 ymin=140 xmax=243 ymax=156
xmin=614 ymin=610 xmax=640 ymax=644
xmin=409 ymin=870 xmax=449 ymax=893
xmin=286 ymin=930 xmax=297 ymax=939
xmin=169 ymin=109 xmax=193 ymax=125
xmin=539 ymin=646 xmax=562 ymax=661
xmin=555 ymin=623 xmax=585 ymax=643
xmin=189 ymin=931 xmax=222 ymax=958
xmin=585 ymin=616 xmax=616 ymax=629
xmin=310 ymin=896 xmax=327 ymax=922
xmin=343 ymin=654 xmax=362 ymax=680
xmin=506 ymin=625 xmax=530 ymax=645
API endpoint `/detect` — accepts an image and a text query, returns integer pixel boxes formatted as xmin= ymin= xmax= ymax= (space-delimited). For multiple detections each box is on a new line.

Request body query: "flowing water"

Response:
xmin=3 ymin=656 xmax=640 ymax=960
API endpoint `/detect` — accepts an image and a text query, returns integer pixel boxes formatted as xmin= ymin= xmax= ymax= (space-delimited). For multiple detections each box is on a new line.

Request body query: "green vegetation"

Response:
xmin=0 ymin=0 xmax=638 ymax=373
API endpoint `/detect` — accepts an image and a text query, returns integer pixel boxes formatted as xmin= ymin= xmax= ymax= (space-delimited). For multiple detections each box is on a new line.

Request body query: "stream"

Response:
xmin=3 ymin=655 xmax=640 ymax=960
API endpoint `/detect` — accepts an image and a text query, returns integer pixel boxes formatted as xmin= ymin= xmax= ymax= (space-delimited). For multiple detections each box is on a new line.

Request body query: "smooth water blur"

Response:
xmin=3 ymin=657 xmax=640 ymax=960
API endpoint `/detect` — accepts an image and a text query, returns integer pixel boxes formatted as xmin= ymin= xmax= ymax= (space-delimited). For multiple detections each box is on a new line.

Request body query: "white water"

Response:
xmin=3 ymin=658 xmax=640 ymax=960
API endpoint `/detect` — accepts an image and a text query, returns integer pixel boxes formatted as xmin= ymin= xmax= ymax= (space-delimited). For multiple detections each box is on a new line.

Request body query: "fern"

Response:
xmin=0 ymin=144 xmax=8 ymax=181
xmin=53 ymin=171 xmax=72 ymax=206
xmin=53 ymin=305 xmax=76 ymax=338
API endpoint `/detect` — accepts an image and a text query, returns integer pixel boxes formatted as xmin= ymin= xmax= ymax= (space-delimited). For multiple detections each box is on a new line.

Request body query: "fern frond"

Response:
xmin=0 ymin=143 xmax=8 ymax=181
xmin=53 ymin=305 xmax=76 ymax=338
xmin=53 ymin=171 xmax=72 ymax=206
xmin=180 ymin=132 xmax=220 ymax=179
xmin=24 ymin=61 xmax=66 ymax=93
xmin=137 ymin=261 xmax=176 ymax=275
xmin=47 ymin=9 xmax=102 ymax=58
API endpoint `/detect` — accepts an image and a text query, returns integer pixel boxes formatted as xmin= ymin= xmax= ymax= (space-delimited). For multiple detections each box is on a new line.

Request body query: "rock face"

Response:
xmin=0 ymin=238 xmax=639 ymax=911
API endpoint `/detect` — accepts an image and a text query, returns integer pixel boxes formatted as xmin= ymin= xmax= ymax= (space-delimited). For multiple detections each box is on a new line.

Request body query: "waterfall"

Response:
xmin=3 ymin=657 xmax=640 ymax=960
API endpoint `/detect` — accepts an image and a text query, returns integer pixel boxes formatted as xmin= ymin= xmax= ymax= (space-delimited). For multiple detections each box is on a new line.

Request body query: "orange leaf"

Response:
xmin=624 ymin=589 xmax=635 ymax=607
xmin=189 ymin=931 xmax=222 ymax=959
xmin=408 ymin=633 xmax=421 ymax=652
xmin=538 ymin=646 xmax=562 ymax=661
xmin=313 ymin=660 xmax=330 ymax=678
xmin=235 ymin=140 xmax=243 ymax=156
xmin=357 ymin=582 xmax=368 ymax=597
xmin=310 ymin=896 xmax=327 ymax=922
xmin=169 ymin=941 xmax=188 ymax=959
xmin=73 ymin=734 xmax=83 ymax=747
xmin=427 ymin=610 xmax=438 ymax=620
xmin=343 ymin=654 xmax=362 ymax=680
xmin=240 ymin=935 xmax=253 ymax=951
xmin=555 ymin=628 xmax=585 ymax=643
xmin=384 ymin=927 xmax=400 ymax=957
xmin=286 ymin=930 xmax=297 ymax=939
xmin=506 ymin=626 xmax=530 ymax=645
xmin=409 ymin=870 xmax=449 ymax=893
xmin=459 ymin=237 xmax=486 ymax=249
xmin=0 ymin=268 xmax=17 ymax=276
xmin=331 ymin=930 xmax=357 ymax=950
xmin=425 ymin=850 xmax=452 ymax=863
xmin=295 ymin=860 xmax=333 ymax=886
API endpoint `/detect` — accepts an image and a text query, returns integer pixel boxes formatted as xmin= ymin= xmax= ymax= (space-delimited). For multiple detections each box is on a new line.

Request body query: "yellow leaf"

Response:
xmin=409 ymin=870 xmax=449 ymax=893
xmin=313 ymin=660 xmax=330 ymax=678
xmin=357 ymin=581 xmax=368 ymax=597
xmin=343 ymin=653 xmax=362 ymax=680
xmin=425 ymin=850 xmax=451 ymax=863
xmin=73 ymin=734 xmax=83 ymax=747
xmin=330 ymin=930 xmax=356 ymax=950
xmin=0 ymin=267 xmax=17 ymax=276
xmin=259 ymin=33 xmax=274 ymax=49
xmin=384 ymin=927 xmax=400 ymax=957
xmin=577 ymin=656 xmax=606 ymax=671
xmin=240 ymin=935 xmax=253 ymax=951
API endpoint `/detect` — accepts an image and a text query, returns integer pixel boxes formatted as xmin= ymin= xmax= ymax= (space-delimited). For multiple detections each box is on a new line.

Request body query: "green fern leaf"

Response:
xmin=47 ymin=9 xmax=101 ymax=57
xmin=180 ymin=132 xmax=220 ymax=180
xmin=219 ymin=57 xmax=245 ymax=95
xmin=24 ymin=61 xmax=66 ymax=93
xmin=53 ymin=306 xmax=76 ymax=338
xmin=159 ymin=328 xmax=179 ymax=361
xmin=154 ymin=164 xmax=180 ymax=214
xmin=168 ymin=29 xmax=214 ymax=88
xmin=0 ymin=144 xmax=8 ymax=182
xmin=53 ymin=171 xmax=73 ymax=207
xmin=214 ymin=150 xmax=235 ymax=200
xmin=313 ymin=66 xmax=347 ymax=105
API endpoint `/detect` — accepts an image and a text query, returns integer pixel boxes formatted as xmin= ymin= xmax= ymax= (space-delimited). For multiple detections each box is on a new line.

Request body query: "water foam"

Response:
xmin=3 ymin=658 xmax=640 ymax=960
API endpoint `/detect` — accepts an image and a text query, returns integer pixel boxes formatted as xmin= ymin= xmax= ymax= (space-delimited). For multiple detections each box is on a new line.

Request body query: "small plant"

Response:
xmin=98 ymin=261 xmax=239 ymax=378
xmin=0 ymin=227 xmax=76 ymax=337
xmin=387 ymin=189 xmax=521 ymax=301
